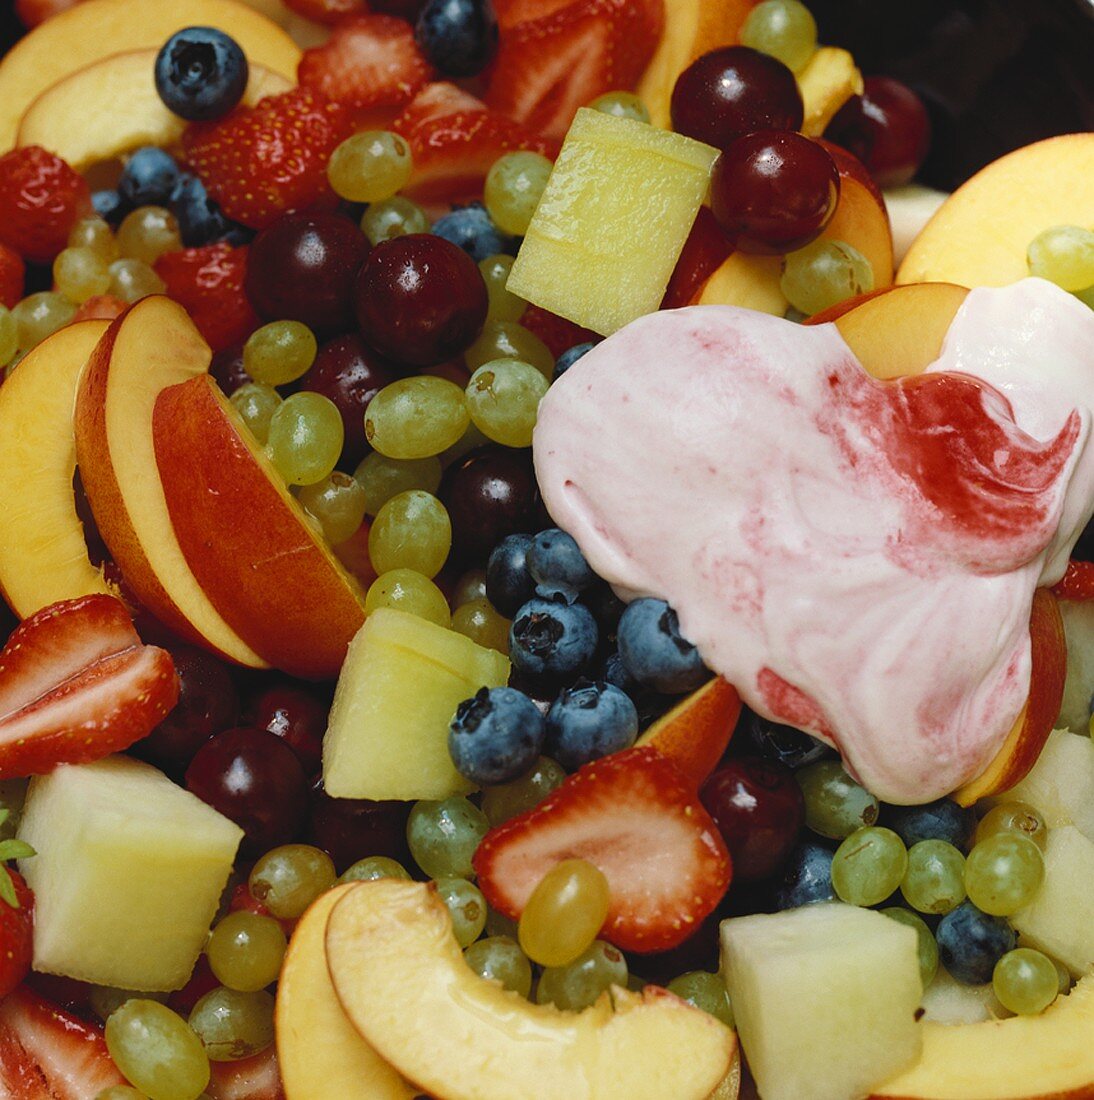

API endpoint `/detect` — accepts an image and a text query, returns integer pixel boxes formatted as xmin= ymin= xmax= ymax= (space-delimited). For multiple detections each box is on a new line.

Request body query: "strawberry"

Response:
xmin=0 ymin=244 xmax=25 ymax=310
xmin=393 ymin=82 xmax=557 ymax=206
xmin=182 ymin=89 xmax=352 ymax=230
xmin=0 ymin=146 xmax=92 ymax=265
xmin=298 ymin=15 xmax=434 ymax=122
xmin=207 ymin=1047 xmax=285 ymax=1100
xmin=485 ymin=0 xmax=664 ymax=141
xmin=494 ymin=0 xmax=575 ymax=30
xmin=155 ymin=243 xmax=260 ymax=353
xmin=167 ymin=954 xmax=220 ymax=1017
xmin=283 ymin=0 xmax=366 ymax=24
xmin=1053 ymin=558 xmax=1094 ymax=601
xmin=0 ymin=986 xmax=125 ymax=1098
xmin=473 ymin=746 xmax=732 ymax=953
xmin=518 ymin=304 xmax=599 ymax=359
xmin=14 ymin=0 xmax=85 ymax=27
xmin=0 ymin=862 xmax=34 ymax=1000
xmin=0 ymin=594 xmax=179 ymax=780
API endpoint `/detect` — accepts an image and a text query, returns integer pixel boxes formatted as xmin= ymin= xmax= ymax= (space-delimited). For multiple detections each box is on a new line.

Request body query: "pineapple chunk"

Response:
xmin=507 ymin=108 xmax=718 ymax=336
xmin=720 ymin=903 xmax=922 ymax=1100
xmin=1011 ymin=825 xmax=1094 ymax=977
xmin=16 ymin=756 xmax=243 ymax=991
xmin=323 ymin=608 xmax=510 ymax=801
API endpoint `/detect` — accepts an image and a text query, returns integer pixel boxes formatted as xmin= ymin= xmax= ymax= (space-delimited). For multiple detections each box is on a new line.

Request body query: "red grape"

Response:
xmin=209 ymin=344 xmax=250 ymax=396
xmin=307 ymin=785 xmax=412 ymax=872
xmin=246 ymin=683 xmax=329 ymax=775
xmin=711 ymin=131 xmax=840 ymax=255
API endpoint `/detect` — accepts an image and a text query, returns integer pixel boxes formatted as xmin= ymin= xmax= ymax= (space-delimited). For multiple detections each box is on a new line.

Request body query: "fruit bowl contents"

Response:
xmin=0 ymin=1 xmax=1091 ymax=1099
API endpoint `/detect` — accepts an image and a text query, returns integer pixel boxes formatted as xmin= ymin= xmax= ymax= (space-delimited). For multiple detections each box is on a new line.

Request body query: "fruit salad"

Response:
xmin=0 ymin=1 xmax=1091 ymax=1099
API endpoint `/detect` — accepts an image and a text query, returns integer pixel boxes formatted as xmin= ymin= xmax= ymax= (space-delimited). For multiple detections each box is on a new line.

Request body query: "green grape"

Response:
xmin=537 ymin=940 xmax=628 ymax=1011
xmin=484 ymin=151 xmax=553 ymax=236
xmin=481 ymin=757 xmax=566 ymax=826
xmin=95 ymin=1088 xmax=149 ymax=1100
xmin=588 ymin=91 xmax=651 ymax=123
xmin=465 ymin=358 xmax=549 ymax=447
xmin=964 ymin=832 xmax=1044 ymax=916
xmin=243 ymin=320 xmax=317 ymax=386
xmin=452 ymin=568 xmax=488 ymax=607
xmin=992 ymin=948 xmax=1059 ymax=1015
xmin=104 ymin=1000 xmax=209 ymax=1100
xmin=229 ymin=383 xmax=281 ymax=445
xmin=205 ymin=912 xmax=286 ymax=993
xmin=266 ymin=391 xmax=344 ymax=486
xmin=831 ymin=826 xmax=908 ymax=907
xmin=518 ymin=858 xmax=610 ymax=968
xmin=881 ymin=907 xmax=939 ymax=988
xmin=69 ymin=215 xmax=120 ymax=262
xmin=479 ymin=254 xmax=526 ymax=323
xmin=368 ymin=489 xmax=451 ymax=577
xmin=108 ymin=258 xmax=166 ymax=303
xmin=451 ymin=597 xmax=510 ymax=654
xmin=0 ymin=306 xmax=17 ymax=367
xmin=327 ymin=130 xmax=413 ymax=203
xmin=439 ymin=421 xmax=491 ymax=467
xmin=796 ymin=760 xmax=879 ymax=839
xmin=485 ymin=906 xmax=519 ymax=940
xmin=666 ymin=971 xmax=735 ymax=1028
xmin=360 ymin=195 xmax=430 ymax=245
xmin=338 ymin=856 xmax=412 ymax=884
xmin=1027 ymin=225 xmax=1094 ymax=292
xmin=117 ymin=206 xmax=182 ymax=265
xmin=900 ymin=840 xmax=966 ymax=915
xmin=12 ymin=291 xmax=76 ymax=349
xmin=435 ymin=876 xmax=488 ymax=947
xmin=248 ymin=844 xmax=336 ymax=920
xmin=91 ymin=987 xmax=167 ymax=1023
xmin=407 ymin=796 xmax=489 ymax=880
xmin=1052 ymin=955 xmax=1072 ymax=996
xmin=974 ymin=802 xmax=1048 ymax=852
xmin=365 ymin=568 xmax=451 ymax=627
xmin=465 ymin=319 xmax=554 ymax=378
xmin=364 ymin=376 xmax=470 ymax=459
xmin=780 ymin=239 xmax=874 ymax=316
xmin=297 ymin=470 xmax=368 ymax=544
xmin=739 ymin=0 xmax=818 ymax=71
xmin=353 ymin=451 xmax=443 ymax=515
xmin=54 ymin=246 xmax=111 ymax=303
xmin=188 ymin=987 xmax=275 ymax=1062
xmin=463 ymin=935 xmax=533 ymax=997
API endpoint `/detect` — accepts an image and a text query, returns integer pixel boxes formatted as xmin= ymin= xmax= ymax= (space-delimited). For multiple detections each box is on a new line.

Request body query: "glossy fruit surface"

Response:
xmin=936 ymin=899 xmax=1015 ymax=985
xmin=248 ymin=844 xmax=336 ymax=919
xmin=449 ymin=686 xmax=546 ymax=786
xmin=517 ymin=858 xmax=610 ymax=968
xmin=154 ymin=27 xmax=249 ymax=121
xmin=247 ymin=685 xmax=328 ymax=775
xmin=307 ymin=788 xmax=411 ymax=872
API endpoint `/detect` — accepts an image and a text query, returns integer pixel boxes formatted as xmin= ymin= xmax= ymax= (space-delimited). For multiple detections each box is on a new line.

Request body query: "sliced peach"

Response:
xmin=690 ymin=253 xmax=788 ymax=315
xmin=818 ymin=175 xmax=894 ymax=290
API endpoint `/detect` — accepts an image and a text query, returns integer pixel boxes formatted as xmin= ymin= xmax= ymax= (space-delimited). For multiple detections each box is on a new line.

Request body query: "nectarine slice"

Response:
xmin=819 ymin=174 xmax=894 ymax=289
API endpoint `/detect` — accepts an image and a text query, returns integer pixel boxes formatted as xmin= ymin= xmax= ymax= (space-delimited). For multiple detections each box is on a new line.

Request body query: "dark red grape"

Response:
xmin=711 ymin=131 xmax=840 ymax=255
xmin=307 ymin=785 xmax=412 ymax=872
xmin=700 ymin=757 xmax=805 ymax=880
xmin=353 ymin=234 xmax=488 ymax=367
xmin=246 ymin=683 xmax=329 ymax=775
xmin=209 ymin=344 xmax=249 ymax=396
xmin=671 ymin=46 xmax=803 ymax=150
xmin=185 ymin=727 xmax=310 ymax=855
xmin=245 ymin=212 xmax=370 ymax=332
xmin=825 ymin=76 xmax=931 ymax=188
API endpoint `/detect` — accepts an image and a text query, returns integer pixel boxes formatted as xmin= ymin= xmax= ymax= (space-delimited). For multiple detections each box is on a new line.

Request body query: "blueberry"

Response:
xmin=155 ymin=26 xmax=249 ymax=122
xmin=118 ymin=147 xmax=180 ymax=209
xmin=936 ymin=901 xmax=1015 ymax=984
xmin=617 ymin=598 xmax=709 ymax=694
xmin=415 ymin=0 xmax=499 ymax=78
xmin=486 ymin=533 xmax=536 ymax=618
xmin=528 ymin=528 xmax=596 ymax=594
xmin=774 ymin=841 xmax=835 ymax=910
xmin=743 ymin=708 xmax=832 ymax=770
xmin=601 ymin=651 xmax=636 ymax=694
xmin=553 ymin=341 xmax=595 ymax=381
xmin=92 ymin=189 xmax=128 ymax=225
xmin=584 ymin=580 xmax=625 ymax=635
xmin=544 ymin=679 xmax=638 ymax=770
xmin=448 ymin=686 xmax=546 ymax=786
xmin=509 ymin=596 xmax=598 ymax=680
xmin=432 ymin=202 xmax=515 ymax=261
xmin=172 ymin=173 xmax=245 ymax=247
xmin=884 ymin=799 xmax=975 ymax=850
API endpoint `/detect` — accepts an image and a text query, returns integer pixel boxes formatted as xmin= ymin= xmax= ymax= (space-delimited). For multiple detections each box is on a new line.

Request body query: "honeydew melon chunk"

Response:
xmin=507 ymin=108 xmax=718 ymax=336
xmin=322 ymin=608 xmax=510 ymax=800
xmin=16 ymin=755 xmax=243 ymax=991
xmin=720 ymin=903 xmax=922 ymax=1100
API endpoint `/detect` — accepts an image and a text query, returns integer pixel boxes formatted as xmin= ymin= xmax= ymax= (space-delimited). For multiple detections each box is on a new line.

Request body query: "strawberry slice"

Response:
xmin=473 ymin=746 xmax=732 ymax=953
xmin=518 ymin=304 xmax=599 ymax=359
xmin=494 ymin=0 xmax=574 ymax=30
xmin=1053 ymin=558 xmax=1094 ymax=601
xmin=0 ymin=594 xmax=179 ymax=779
xmin=0 ymin=867 xmax=34 ymax=1001
xmin=0 ymin=986 xmax=125 ymax=1099
xmin=207 ymin=1047 xmax=285 ymax=1100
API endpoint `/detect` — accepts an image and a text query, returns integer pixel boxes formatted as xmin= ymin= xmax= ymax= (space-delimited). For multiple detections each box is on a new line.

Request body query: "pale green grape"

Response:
xmin=964 ymin=832 xmax=1044 ymax=916
xmin=297 ymin=470 xmax=368 ymax=544
xmin=465 ymin=320 xmax=554 ymax=378
xmin=588 ymin=91 xmax=651 ymax=123
xmin=465 ymin=358 xmax=548 ymax=447
xmin=104 ymin=1000 xmax=209 ymax=1100
xmin=365 ymin=569 xmax=451 ymax=627
xmin=248 ymin=844 xmax=336 ymax=920
xmin=992 ymin=947 xmax=1058 ymax=1015
xmin=205 ymin=912 xmax=286 ymax=993
xmin=327 ymin=130 xmax=413 ymax=203
xmin=900 ymin=840 xmax=966 ymax=915
xmin=243 ymin=320 xmax=317 ymax=386
xmin=117 ymin=206 xmax=181 ymax=265
xmin=537 ymin=940 xmax=627 ymax=1010
xmin=353 ymin=451 xmax=443 ymax=515
xmin=451 ymin=568 xmax=488 ymax=608
xmin=796 ymin=760 xmax=879 ymax=839
xmin=831 ymin=826 xmax=908 ymax=906
xmin=229 ymin=382 xmax=281 ymax=445
xmin=266 ymin=391 xmax=344 ymax=486
xmin=479 ymin=254 xmax=526 ymax=323
xmin=451 ymin=597 xmax=510 ymax=654
xmin=666 ymin=971 xmax=735 ymax=1028
xmin=740 ymin=0 xmax=818 ymax=71
xmin=108 ymin=258 xmax=165 ymax=303
xmin=464 ymin=935 xmax=533 ymax=997
xmin=95 ymin=1087 xmax=149 ymax=1100
xmin=364 ymin=376 xmax=470 ymax=459
xmin=188 ymin=987 xmax=275 ymax=1062
xmin=881 ymin=907 xmax=939 ymax=987
xmin=338 ymin=856 xmax=412 ymax=884
xmin=406 ymin=796 xmax=489 ymax=880
xmin=0 ymin=307 xmax=17 ymax=367
xmin=1027 ymin=225 xmax=1094 ymax=292
xmin=518 ymin=859 xmax=610 ymax=968
xmin=360 ymin=196 xmax=430 ymax=245
xmin=12 ymin=291 xmax=76 ymax=349
xmin=69 ymin=215 xmax=119 ymax=262
xmin=484 ymin=151 xmax=553 ymax=236
xmin=780 ymin=239 xmax=874 ymax=316
xmin=91 ymin=987 xmax=167 ymax=1023
xmin=54 ymin=246 xmax=111 ymax=303
xmin=435 ymin=877 xmax=488 ymax=947
xmin=481 ymin=757 xmax=566 ymax=826
xmin=974 ymin=802 xmax=1048 ymax=852
xmin=368 ymin=489 xmax=451 ymax=577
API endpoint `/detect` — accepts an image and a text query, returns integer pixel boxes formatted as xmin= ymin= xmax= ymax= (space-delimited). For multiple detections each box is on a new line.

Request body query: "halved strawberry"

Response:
xmin=207 ymin=1046 xmax=285 ymax=1100
xmin=518 ymin=304 xmax=599 ymax=359
xmin=485 ymin=0 xmax=664 ymax=141
xmin=0 ymin=594 xmax=179 ymax=779
xmin=0 ymin=244 xmax=25 ymax=310
xmin=473 ymin=746 xmax=732 ymax=953
xmin=0 ymin=146 xmax=91 ymax=265
xmin=0 ymin=986 xmax=125 ymax=1099
xmin=0 ymin=866 xmax=34 ymax=1000
xmin=1053 ymin=558 xmax=1094 ymax=601
xmin=283 ymin=0 xmax=366 ymax=24
xmin=494 ymin=0 xmax=575 ymax=30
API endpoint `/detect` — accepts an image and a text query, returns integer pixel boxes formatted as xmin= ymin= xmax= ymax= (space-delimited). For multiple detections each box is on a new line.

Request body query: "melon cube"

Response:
xmin=506 ymin=108 xmax=718 ymax=336
xmin=16 ymin=756 xmax=243 ymax=991
xmin=720 ymin=903 xmax=922 ymax=1100
xmin=323 ymin=608 xmax=510 ymax=801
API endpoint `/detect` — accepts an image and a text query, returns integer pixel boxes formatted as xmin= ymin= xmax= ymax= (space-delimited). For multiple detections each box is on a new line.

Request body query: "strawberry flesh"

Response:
xmin=0 ymin=872 xmax=34 ymax=1001
xmin=207 ymin=1046 xmax=285 ymax=1100
xmin=1053 ymin=558 xmax=1094 ymax=601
